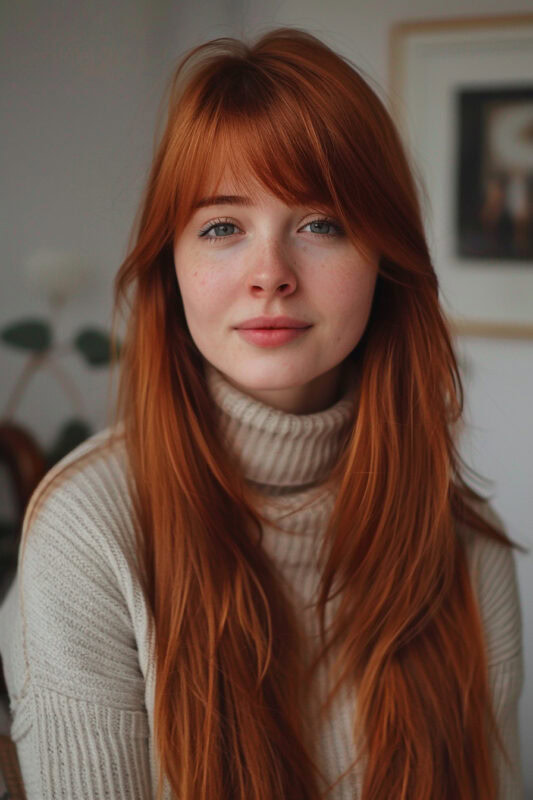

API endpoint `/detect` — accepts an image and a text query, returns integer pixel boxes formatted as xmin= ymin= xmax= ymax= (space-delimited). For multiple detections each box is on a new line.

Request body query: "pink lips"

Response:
xmin=236 ymin=315 xmax=311 ymax=329
xmin=235 ymin=316 xmax=312 ymax=348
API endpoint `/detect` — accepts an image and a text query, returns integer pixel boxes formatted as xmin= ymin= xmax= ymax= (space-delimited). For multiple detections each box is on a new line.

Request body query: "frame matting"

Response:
xmin=389 ymin=15 xmax=533 ymax=339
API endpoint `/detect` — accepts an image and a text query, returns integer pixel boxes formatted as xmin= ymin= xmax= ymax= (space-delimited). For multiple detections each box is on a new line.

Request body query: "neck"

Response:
xmin=204 ymin=361 xmax=359 ymax=491
xmin=221 ymin=362 xmax=346 ymax=414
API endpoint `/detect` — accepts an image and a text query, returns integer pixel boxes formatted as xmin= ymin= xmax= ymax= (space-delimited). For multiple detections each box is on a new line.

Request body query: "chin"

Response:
xmin=235 ymin=371 xmax=309 ymax=393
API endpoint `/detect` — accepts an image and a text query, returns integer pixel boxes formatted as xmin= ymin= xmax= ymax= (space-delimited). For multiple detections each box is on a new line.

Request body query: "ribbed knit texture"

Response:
xmin=0 ymin=362 xmax=525 ymax=799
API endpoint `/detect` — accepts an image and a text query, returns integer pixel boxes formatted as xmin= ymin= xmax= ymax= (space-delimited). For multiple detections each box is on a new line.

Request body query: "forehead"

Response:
xmin=190 ymin=164 xmax=328 ymax=217
xmin=193 ymin=165 xmax=269 ymax=206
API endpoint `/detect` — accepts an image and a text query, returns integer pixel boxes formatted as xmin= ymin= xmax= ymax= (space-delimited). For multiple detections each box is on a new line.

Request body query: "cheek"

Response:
xmin=317 ymin=258 xmax=378 ymax=321
xmin=176 ymin=264 xmax=228 ymax=319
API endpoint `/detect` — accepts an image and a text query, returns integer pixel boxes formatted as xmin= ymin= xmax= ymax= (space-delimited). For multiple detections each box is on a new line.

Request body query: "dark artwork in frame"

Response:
xmin=455 ymin=84 xmax=533 ymax=262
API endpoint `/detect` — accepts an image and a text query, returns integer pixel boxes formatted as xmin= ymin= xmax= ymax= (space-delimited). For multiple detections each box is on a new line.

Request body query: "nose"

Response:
xmin=247 ymin=242 xmax=297 ymax=298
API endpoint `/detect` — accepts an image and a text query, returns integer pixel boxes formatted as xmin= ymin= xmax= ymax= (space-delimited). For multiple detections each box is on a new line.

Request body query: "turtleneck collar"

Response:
xmin=204 ymin=362 xmax=358 ymax=490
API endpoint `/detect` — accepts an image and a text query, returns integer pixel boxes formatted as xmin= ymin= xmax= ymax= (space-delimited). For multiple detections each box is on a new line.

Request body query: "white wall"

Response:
xmin=0 ymin=0 xmax=239 ymax=450
xmin=1 ymin=0 xmax=532 ymax=794
xmin=1 ymin=0 xmax=153 ymax=446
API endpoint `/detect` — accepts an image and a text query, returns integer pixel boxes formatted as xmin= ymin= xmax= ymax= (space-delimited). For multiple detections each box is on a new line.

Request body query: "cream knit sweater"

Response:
xmin=0 ymin=362 xmax=525 ymax=799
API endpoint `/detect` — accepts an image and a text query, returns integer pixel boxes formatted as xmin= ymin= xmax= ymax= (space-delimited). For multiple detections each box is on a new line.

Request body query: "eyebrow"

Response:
xmin=192 ymin=194 xmax=254 ymax=210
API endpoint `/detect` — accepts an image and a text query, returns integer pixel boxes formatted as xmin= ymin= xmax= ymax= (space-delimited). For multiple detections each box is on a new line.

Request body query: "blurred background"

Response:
xmin=1 ymin=0 xmax=532 ymax=795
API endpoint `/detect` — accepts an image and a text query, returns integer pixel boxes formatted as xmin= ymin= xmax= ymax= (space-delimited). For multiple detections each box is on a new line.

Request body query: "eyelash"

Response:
xmin=197 ymin=216 xmax=344 ymax=244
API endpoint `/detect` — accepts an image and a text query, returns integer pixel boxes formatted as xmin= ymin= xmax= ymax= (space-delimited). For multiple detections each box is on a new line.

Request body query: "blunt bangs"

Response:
xmin=171 ymin=58 xmax=359 ymax=243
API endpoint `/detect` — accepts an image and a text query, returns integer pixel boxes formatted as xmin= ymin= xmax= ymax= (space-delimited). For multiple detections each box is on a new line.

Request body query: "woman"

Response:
xmin=0 ymin=27 xmax=526 ymax=800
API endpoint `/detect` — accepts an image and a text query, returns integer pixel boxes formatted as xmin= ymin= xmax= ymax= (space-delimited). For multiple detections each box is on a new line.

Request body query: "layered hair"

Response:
xmin=29 ymin=27 xmax=526 ymax=799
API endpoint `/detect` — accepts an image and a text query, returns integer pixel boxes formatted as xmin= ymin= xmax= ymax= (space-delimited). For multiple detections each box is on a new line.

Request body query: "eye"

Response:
xmin=196 ymin=214 xmax=345 ymax=244
xmin=300 ymin=217 xmax=344 ymax=237
xmin=198 ymin=217 xmax=242 ymax=243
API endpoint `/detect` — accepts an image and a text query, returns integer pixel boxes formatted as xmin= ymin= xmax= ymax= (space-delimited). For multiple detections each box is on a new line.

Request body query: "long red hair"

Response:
xmin=32 ymin=27 xmax=526 ymax=799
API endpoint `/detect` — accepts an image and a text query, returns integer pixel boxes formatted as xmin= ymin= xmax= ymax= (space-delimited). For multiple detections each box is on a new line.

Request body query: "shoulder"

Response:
xmin=20 ymin=424 xmax=135 ymax=574
xmin=26 ymin=423 xmax=130 ymax=516
xmin=17 ymin=424 xmax=144 ymax=657
xmin=6 ymin=426 xmax=151 ymax=706
xmin=459 ymin=499 xmax=524 ymax=668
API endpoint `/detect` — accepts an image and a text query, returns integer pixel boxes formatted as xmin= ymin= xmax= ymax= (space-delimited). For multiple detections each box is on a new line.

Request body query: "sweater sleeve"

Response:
xmin=469 ymin=503 xmax=525 ymax=800
xmin=3 ymin=465 xmax=153 ymax=800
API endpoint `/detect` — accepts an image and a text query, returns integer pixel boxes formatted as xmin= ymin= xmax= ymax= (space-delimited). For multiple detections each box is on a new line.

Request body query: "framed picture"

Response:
xmin=389 ymin=15 xmax=533 ymax=338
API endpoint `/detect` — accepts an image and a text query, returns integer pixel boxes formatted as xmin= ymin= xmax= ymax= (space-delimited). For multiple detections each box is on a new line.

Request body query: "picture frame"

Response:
xmin=389 ymin=15 xmax=533 ymax=339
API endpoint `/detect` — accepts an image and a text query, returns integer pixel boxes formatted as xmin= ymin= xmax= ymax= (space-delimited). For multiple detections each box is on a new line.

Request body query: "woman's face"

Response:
xmin=173 ymin=173 xmax=379 ymax=414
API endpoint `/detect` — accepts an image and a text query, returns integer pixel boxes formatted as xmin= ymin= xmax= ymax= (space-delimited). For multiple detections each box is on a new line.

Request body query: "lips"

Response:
xmin=236 ymin=327 xmax=310 ymax=348
xmin=236 ymin=316 xmax=311 ymax=329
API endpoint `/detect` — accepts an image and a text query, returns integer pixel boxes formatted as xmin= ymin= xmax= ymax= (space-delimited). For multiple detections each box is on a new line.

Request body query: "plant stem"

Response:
xmin=1 ymin=352 xmax=48 ymax=420
xmin=46 ymin=355 xmax=87 ymax=418
xmin=2 ymin=348 xmax=87 ymax=422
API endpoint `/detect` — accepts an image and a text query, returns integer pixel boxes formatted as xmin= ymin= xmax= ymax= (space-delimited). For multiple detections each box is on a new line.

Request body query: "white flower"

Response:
xmin=24 ymin=248 xmax=91 ymax=306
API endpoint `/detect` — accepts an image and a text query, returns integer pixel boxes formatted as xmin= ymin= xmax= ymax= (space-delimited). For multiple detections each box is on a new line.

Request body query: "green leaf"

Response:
xmin=73 ymin=328 xmax=117 ymax=366
xmin=1 ymin=319 xmax=52 ymax=351
xmin=46 ymin=418 xmax=93 ymax=468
